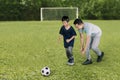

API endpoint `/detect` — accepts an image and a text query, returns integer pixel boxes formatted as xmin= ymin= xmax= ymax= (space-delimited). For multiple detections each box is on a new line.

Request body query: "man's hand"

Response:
xmin=80 ymin=47 xmax=84 ymax=52
xmin=80 ymin=47 xmax=85 ymax=56
xmin=81 ymin=49 xmax=85 ymax=54
xmin=66 ymin=39 xmax=71 ymax=43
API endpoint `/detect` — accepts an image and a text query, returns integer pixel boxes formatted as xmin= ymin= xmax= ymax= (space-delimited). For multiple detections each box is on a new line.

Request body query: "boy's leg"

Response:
xmin=65 ymin=46 xmax=73 ymax=59
xmin=65 ymin=46 xmax=74 ymax=65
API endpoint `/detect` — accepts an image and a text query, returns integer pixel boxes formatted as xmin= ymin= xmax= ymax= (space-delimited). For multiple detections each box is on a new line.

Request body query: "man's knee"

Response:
xmin=91 ymin=46 xmax=97 ymax=51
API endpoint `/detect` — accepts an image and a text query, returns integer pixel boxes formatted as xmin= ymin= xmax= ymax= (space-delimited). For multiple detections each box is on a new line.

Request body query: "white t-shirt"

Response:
xmin=79 ymin=22 xmax=102 ymax=36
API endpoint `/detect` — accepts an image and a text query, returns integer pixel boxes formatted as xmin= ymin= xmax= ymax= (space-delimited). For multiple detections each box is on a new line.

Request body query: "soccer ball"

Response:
xmin=41 ymin=66 xmax=50 ymax=76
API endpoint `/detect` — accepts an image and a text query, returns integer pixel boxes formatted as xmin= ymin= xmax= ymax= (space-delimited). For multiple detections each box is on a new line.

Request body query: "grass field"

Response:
xmin=0 ymin=20 xmax=120 ymax=80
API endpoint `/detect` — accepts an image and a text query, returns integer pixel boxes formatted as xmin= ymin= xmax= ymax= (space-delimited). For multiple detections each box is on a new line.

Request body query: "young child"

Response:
xmin=59 ymin=16 xmax=77 ymax=65
xmin=73 ymin=18 xmax=104 ymax=65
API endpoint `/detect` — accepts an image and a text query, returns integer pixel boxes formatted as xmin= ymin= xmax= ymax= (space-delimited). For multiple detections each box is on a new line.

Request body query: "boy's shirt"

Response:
xmin=59 ymin=26 xmax=77 ymax=48
xmin=79 ymin=22 xmax=102 ymax=36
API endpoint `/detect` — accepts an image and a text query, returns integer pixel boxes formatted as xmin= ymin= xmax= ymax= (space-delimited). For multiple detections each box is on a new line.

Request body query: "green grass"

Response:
xmin=0 ymin=20 xmax=120 ymax=80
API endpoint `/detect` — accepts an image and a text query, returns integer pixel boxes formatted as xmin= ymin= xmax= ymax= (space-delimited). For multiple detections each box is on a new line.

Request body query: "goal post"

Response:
xmin=40 ymin=7 xmax=78 ymax=21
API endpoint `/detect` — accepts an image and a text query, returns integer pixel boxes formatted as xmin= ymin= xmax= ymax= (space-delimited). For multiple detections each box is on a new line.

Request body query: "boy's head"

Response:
xmin=73 ymin=18 xmax=84 ymax=29
xmin=62 ymin=16 xmax=69 ymax=27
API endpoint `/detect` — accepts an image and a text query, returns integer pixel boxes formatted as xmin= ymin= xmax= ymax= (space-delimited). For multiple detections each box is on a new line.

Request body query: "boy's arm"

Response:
xmin=59 ymin=26 xmax=63 ymax=42
xmin=58 ymin=34 xmax=63 ymax=41
xmin=66 ymin=35 xmax=76 ymax=43
xmin=58 ymin=34 xmax=63 ymax=42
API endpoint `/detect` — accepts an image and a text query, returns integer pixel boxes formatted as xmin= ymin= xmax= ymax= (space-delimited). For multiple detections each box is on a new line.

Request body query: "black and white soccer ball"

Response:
xmin=41 ymin=66 xmax=50 ymax=76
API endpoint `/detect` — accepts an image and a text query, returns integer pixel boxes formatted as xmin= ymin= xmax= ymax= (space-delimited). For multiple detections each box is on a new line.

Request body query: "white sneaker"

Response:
xmin=67 ymin=62 xmax=74 ymax=66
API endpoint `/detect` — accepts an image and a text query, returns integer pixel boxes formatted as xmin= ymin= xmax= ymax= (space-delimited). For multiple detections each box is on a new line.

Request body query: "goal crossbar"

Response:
xmin=40 ymin=7 xmax=78 ymax=21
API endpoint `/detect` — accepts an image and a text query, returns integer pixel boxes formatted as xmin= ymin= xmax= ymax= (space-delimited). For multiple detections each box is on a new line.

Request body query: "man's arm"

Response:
xmin=83 ymin=35 xmax=90 ymax=53
xmin=80 ymin=33 xmax=84 ymax=49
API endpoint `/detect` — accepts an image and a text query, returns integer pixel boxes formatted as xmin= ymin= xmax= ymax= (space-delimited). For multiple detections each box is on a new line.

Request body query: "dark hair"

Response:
xmin=62 ymin=16 xmax=69 ymax=22
xmin=73 ymin=18 xmax=83 ymax=25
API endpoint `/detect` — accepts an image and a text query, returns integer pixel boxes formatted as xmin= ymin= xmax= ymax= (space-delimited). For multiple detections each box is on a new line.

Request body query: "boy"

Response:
xmin=73 ymin=19 xmax=104 ymax=65
xmin=59 ymin=16 xmax=77 ymax=65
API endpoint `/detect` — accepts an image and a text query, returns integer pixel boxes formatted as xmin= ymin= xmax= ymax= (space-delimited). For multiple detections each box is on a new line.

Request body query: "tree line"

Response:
xmin=0 ymin=0 xmax=120 ymax=21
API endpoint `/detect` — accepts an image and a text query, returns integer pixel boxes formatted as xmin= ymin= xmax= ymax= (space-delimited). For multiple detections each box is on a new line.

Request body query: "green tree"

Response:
xmin=0 ymin=0 xmax=22 ymax=20
xmin=0 ymin=0 xmax=119 ymax=20
xmin=102 ymin=0 xmax=120 ymax=19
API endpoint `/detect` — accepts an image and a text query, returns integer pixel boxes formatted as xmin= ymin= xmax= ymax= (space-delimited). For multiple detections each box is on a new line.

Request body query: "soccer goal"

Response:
xmin=40 ymin=7 xmax=78 ymax=21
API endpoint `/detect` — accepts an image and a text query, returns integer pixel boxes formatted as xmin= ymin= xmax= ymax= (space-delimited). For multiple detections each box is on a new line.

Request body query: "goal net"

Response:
xmin=40 ymin=7 xmax=78 ymax=21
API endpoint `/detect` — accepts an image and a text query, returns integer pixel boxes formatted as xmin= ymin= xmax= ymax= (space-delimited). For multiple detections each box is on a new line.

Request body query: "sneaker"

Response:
xmin=67 ymin=59 xmax=74 ymax=66
xmin=67 ymin=62 xmax=74 ymax=66
xmin=82 ymin=59 xmax=92 ymax=65
xmin=97 ymin=52 xmax=104 ymax=62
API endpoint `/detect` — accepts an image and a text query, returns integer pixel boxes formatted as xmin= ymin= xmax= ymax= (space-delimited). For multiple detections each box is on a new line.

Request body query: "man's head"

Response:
xmin=73 ymin=19 xmax=84 ymax=29
xmin=62 ymin=16 xmax=69 ymax=27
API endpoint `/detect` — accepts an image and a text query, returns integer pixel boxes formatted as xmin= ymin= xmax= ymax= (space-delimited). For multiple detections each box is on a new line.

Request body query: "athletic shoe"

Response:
xmin=67 ymin=59 xmax=74 ymax=66
xmin=67 ymin=62 xmax=74 ymax=66
xmin=97 ymin=52 xmax=104 ymax=62
xmin=82 ymin=59 xmax=92 ymax=65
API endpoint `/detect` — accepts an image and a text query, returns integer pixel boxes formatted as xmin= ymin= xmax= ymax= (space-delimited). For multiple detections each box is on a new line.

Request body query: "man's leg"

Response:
xmin=91 ymin=36 xmax=101 ymax=56
xmin=91 ymin=36 xmax=104 ymax=62
xmin=82 ymin=37 xmax=93 ymax=65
